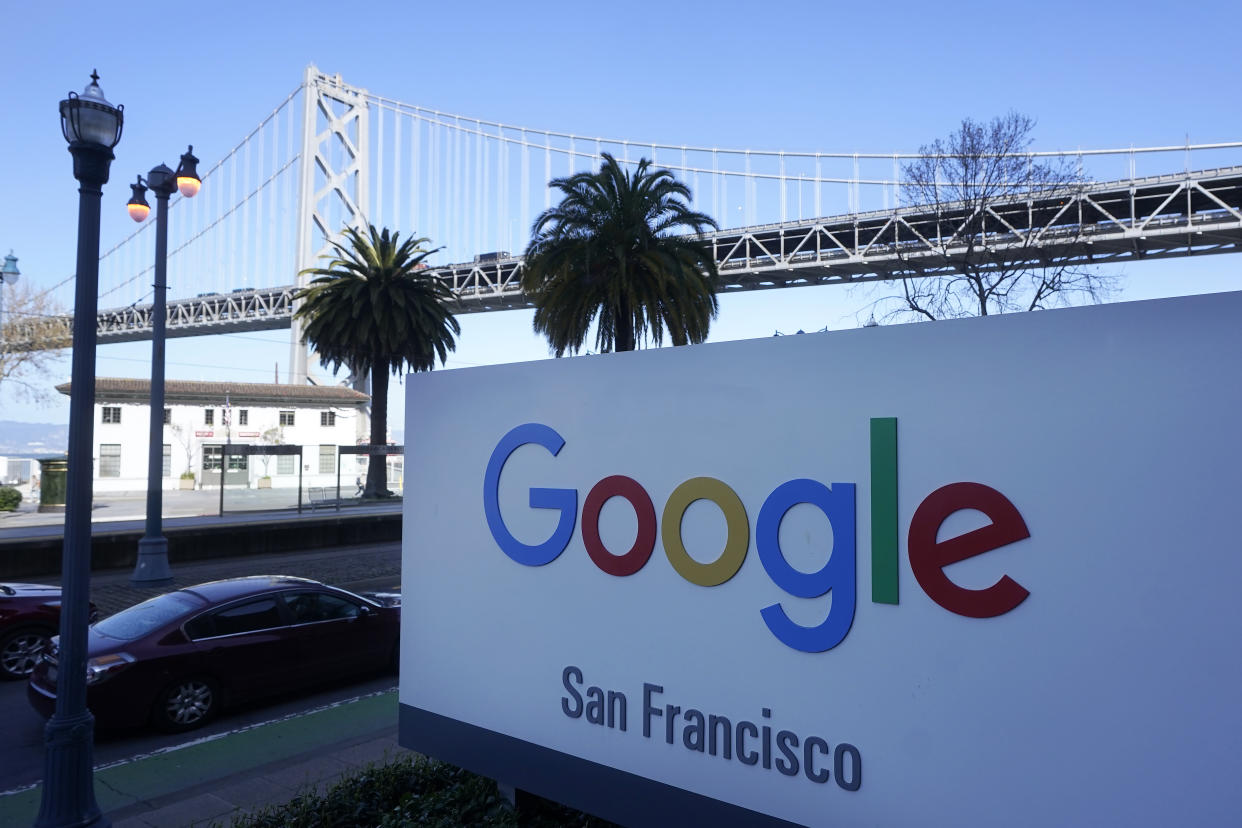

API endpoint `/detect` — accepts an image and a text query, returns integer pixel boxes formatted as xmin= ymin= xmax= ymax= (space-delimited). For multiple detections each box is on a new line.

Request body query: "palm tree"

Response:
xmin=295 ymin=224 xmax=459 ymax=498
xmin=521 ymin=153 xmax=720 ymax=356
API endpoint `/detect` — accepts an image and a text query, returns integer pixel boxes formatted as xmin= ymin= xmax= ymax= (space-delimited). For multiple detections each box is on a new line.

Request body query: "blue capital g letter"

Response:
xmin=484 ymin=423 xmax=577 ymax=566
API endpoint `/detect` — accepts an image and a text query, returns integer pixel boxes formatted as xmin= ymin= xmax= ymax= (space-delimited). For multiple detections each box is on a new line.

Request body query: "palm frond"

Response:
xmin=293 ymin=223 xmax=458 ymax=375
xmin=522 ymin=153 xmax=720 ymax=356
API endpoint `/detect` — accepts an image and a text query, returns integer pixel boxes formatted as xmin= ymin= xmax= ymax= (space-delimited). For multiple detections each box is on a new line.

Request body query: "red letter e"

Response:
xmin=908 ymin=482 xmax=1030 ymax=618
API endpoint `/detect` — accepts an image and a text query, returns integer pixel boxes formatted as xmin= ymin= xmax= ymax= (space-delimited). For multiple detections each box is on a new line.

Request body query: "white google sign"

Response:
xmin=401 ymin=291 xmax=1242 ymax=826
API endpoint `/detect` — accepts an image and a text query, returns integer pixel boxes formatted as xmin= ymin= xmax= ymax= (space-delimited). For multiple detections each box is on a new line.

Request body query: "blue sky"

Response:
xmin=2 ymin=0 xmax=1240 ymax=427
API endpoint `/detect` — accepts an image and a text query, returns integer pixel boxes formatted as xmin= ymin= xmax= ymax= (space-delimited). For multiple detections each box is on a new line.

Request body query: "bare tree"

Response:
xmin=257 ymin=426 xmax=283 ymax=477
xmin=879 ymin=112 xmax=1114 ymax=321
xmin=0 ymin=282 xmax=71 ymax=404
xmin=169 ymin=422 xmax=197 ymax=478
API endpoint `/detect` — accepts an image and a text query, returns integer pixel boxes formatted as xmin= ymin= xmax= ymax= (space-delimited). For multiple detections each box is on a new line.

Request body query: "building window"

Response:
xmin=318 ymin=445 xmax=335 ymax=474
xmin=204 ymin=409 xmax=214 ymax=426
xmin=99 ymin=444 xmax=121 ymax=478
xmin=277 ymin=454 xmax=295 ymax=475
xmin=320 ymin=411 xmax=336 ymax=427
xmin=203 ymin=445 xmax=222 ymax=471
xmin=279 ymin=411 xmax=295 ymax=427
xmin=162 ymin=444 xmax=172 ymax=478
xmin=101 ymin=407 xmax=121 ymax=424
xmin=238 ymin=409 xmax=249 ymax=426
xmin=163 ymin=408 xmax=172 ymax=425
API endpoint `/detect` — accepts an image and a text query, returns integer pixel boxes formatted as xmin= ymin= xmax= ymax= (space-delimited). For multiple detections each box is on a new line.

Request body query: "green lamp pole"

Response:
xmin=126 ymin=147 xmax=202 ymax=585
xmin=36 ymin=70 xmax=123 ymax=828
xmin=0 ymin=251 xmax=19 ymax=352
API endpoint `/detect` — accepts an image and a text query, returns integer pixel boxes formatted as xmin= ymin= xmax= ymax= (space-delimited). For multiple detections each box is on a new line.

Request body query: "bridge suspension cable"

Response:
xmin=354 ymin=77 xmax=1242 ymax=270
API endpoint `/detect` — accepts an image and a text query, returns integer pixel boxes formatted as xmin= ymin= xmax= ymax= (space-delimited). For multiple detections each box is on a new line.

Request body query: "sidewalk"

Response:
xmin=0 ymin=540 xmax=407 ymax=826
xmin=0 ymin=486 xmax=402 ymax=533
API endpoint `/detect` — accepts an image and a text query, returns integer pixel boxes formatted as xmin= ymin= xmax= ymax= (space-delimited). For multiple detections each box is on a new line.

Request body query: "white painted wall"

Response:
xmin=89 ymin=401 xmax=363 ymax=492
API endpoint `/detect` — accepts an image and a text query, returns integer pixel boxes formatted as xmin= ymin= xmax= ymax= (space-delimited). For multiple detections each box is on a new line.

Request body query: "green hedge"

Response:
xmin=0 ymin=486 xmax=21 ymax=511
xmin=225 ymin=755 xmax=617 ymax=828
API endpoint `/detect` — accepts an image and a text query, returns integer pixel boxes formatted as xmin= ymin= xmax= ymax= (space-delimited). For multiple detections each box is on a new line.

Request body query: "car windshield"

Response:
xmin=93 ymin=592 xmax=204 ymax=641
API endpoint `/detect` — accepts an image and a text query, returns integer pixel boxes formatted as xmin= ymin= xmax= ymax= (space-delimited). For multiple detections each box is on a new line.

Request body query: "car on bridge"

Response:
xmin=0 ymin=583 xmax=100 ymax=680
xmin=27 ymin=576 xmax=400 ymax=732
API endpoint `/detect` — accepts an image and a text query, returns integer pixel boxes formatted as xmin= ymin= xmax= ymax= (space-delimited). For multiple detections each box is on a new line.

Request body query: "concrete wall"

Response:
xmin=0 ymin=511 xmax=401 ymax=579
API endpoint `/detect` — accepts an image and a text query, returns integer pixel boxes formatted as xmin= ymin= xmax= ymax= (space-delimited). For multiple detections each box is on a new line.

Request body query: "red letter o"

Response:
xmin=582 ymin=476 xmax=657 ymax=576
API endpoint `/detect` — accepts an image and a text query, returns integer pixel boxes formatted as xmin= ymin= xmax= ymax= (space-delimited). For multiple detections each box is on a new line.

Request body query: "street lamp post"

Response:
xmin=36 ymin=70 xmax=123 ymax=828
xmin=127 ymin=147 xmax=201 ymax=586
xmin=0 ymin=251 xmax=18 ymax=351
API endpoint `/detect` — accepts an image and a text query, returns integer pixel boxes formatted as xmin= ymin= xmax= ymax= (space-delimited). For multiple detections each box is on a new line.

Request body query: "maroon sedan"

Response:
xmin=28 ymin=576 xmax=400 ymax=732
xmin=1 ymin=583 xmax=99 ymax=680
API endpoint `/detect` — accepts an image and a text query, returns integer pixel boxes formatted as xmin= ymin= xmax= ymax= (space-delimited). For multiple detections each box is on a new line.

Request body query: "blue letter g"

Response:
xmin=483 ymin=423 xmax=577 ymax=566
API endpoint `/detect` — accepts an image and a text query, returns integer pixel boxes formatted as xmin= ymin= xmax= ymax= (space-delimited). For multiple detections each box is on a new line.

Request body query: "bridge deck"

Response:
xmin=21 ymin=165 xmax=1241 ymax=345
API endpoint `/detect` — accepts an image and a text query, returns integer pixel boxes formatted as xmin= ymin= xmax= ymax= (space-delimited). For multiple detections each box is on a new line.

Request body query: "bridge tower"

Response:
xmin=291 ymin=65 xmax=371 ymax=388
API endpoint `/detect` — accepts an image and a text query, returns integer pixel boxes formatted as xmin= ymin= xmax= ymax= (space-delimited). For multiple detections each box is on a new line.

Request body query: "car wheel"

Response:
xmin=153 ymin=677 xmax=219 ymax=732
xmin=0 ymin=627 xmax=53 ymax=680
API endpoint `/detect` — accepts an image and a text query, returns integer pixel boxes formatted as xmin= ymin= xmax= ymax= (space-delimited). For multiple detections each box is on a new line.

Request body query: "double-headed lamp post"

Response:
xmin=37 ymin=70 xmax=123 ymax=828
xmin=127 ymin=147 xmax=201 ymax=586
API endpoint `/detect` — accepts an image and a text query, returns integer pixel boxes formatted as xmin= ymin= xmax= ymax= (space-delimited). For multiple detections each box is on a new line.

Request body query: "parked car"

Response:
xmin=1 ymin=583 xmax=100 ymax=680
xmin=28 ymin=576 xmax=401 ymax=732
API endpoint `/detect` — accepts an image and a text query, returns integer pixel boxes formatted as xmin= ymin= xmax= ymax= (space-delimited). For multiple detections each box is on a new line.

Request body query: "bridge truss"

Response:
xmin=91 ymin=163 xmax=1242 ymax=343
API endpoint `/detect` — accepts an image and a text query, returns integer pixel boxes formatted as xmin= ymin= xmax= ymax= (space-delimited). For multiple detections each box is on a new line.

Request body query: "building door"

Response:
xmin=201 ymin=445 xmax=250 ymax=487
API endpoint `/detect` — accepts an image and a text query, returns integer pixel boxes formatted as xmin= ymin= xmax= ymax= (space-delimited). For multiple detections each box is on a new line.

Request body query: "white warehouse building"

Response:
xmin=56 ymin=378 xmax=372 ymax=492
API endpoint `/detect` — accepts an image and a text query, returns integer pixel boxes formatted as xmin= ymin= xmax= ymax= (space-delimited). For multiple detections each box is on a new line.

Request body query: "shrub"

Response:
xmin=225 ymin=755 xmax=616 ymax=828
xmin=180 ymin=471 xmax=196 ymax=480
xmin=0 ymin=486 xmax=21 ymax=511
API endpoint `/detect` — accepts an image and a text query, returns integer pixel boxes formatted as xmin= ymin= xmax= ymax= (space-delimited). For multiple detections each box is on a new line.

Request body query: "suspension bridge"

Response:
xmin=25 ymin=65 xmax=1242 ymax=381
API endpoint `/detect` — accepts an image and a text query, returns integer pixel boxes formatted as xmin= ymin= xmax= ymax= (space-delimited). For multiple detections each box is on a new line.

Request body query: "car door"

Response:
xmin=189 ymin=596 xmax=299 ymax=701
xmin=281 ymin=590 xmax=388 ymax=681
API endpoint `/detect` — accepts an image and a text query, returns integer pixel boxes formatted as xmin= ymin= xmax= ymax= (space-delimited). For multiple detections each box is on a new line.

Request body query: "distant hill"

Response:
xmin=0 ymin=421 xmax=69 ymax=456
